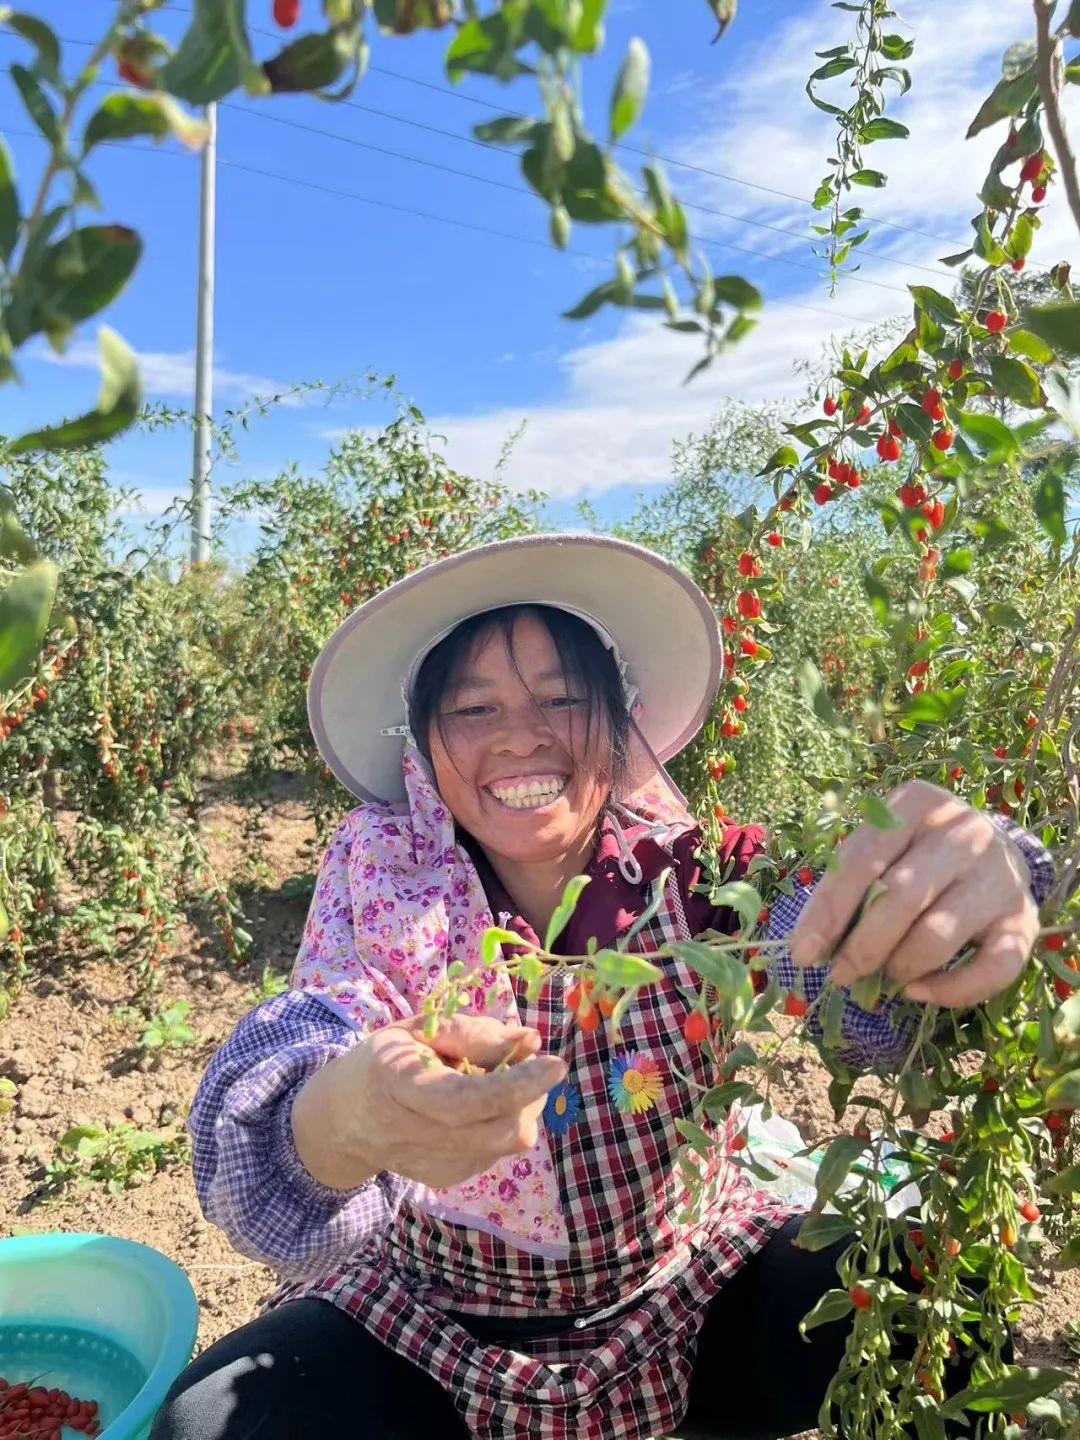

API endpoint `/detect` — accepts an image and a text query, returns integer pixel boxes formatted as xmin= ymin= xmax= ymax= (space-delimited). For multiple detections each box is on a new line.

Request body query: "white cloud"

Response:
xmin=428 ymin=0 xmax=1078 ymax=499
xmin=38 ymin=339 xmax=297 ymax=403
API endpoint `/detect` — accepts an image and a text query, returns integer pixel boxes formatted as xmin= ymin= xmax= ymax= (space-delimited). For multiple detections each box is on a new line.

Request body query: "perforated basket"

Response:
xmin=0 ymin=1234 xmax=198 ymax=1438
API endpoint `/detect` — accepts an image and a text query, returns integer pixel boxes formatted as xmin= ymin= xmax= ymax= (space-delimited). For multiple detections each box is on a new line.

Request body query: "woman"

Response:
xmin=155 ymin=534 xmax=1055 ymax=1440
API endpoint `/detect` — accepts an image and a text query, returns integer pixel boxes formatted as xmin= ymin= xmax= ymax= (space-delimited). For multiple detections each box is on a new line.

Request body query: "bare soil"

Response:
xmin=1 ymin=780 xmax=1076 ymax=1394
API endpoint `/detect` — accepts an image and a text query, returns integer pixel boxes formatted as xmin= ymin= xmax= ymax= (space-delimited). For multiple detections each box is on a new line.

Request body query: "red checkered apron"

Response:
xmin=271 ymin=855 xmax=795 ymax=1439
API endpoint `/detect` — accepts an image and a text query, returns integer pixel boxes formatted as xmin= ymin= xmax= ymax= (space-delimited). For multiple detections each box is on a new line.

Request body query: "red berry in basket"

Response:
xmin=851 ymin=1284 xmax=873 ymax=1310
xmin=986 ymin=310 xmax=1008 ymax=333
xmin=273 ymin=0 xmax=301 ymax=25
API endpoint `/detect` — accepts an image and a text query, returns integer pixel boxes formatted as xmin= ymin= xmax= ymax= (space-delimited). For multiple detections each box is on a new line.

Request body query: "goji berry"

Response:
xmin=931 ymin=429 xmax=954 ymax=452
xmin=986 ymin=310 xmax=1008 ymax=333
xmin=1011 ymin=257 xmax=1026 ymax=272
xmin=1032 ymin=185 xmax=1047 ymax=202
xmin=1001 ymin=1222 xmax=1018 ymax=1247
xmin=921 ymin=388 xmax=943 ymax=415
xmin=948 ymin=358 xmax=965 ymax=380
xmin=766 ymin=532 xmax=783 ymax=547
xmin=797 ymin=866 xmax=813 ymax=886
xmin=273 ymin=0 xmax=301 ymax=25
xmin=851 ymin=1284 xmax=872 ymax=1309
xmin=1019 ymin=1199 xmax=1040 ymax=1223
xmin=730 ymin=1132 xmax=747 ymax=1151
xmin=783 ymin=993 xmax=808 ymax=1018
xmin=814 ymin=483 xmax=832 ymax=506
xmin=1043 ymin=933 xmax=1066 ymax=951
xmin=823 ymin=396 xmax=838 ymax=415
xmin=683 ymin=1010 xmax=710 ymax=1044
xmin=737 ymin=591 xmax=761 ymax=619
xmin=1019 ymin=153 xmax=1045 ymax=184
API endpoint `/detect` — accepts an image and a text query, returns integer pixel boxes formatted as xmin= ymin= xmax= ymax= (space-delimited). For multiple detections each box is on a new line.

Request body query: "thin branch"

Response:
xmin=1034 ymin=0 xmax=1080 ymax=242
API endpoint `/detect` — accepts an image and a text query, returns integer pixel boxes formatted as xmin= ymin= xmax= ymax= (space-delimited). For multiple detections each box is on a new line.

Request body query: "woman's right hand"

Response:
xmin=291 ymin=1014 xmax=568 ymax=1192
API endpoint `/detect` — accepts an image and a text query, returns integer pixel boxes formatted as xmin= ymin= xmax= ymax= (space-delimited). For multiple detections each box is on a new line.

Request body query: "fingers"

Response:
xmin=400 ymin=1050 xmax=567 ymax=1127
xmin=789 ymin=780 xmax=942 ymax=970
xmin=902 ymin=916 xmax=1034 ymax=1006
xmin=402 ymin=1013 xmax=543 ymax=1070
xmin=828 ymin=814 xmax=991 ymax=988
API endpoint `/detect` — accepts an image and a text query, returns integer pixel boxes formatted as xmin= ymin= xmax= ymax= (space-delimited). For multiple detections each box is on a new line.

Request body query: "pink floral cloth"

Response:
xmin=291 ymin=741 xmax=694 ymax=1258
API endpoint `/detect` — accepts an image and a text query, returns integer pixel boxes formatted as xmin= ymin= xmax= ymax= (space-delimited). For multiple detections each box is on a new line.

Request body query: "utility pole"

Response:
xmin=191 ymin=102 xmax=217 ymax=567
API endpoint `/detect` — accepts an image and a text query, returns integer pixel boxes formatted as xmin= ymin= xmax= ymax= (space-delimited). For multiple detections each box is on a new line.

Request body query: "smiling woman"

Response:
xmin=409 ymin=605 xmax=633 ymax=938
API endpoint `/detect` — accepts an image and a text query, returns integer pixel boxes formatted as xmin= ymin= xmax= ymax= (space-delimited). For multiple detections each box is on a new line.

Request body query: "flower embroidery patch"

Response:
xmin=543 ymin=1080 xmax=583 ymax=1137
xmin=608 ymin=1052 xmax=664 ymax=1115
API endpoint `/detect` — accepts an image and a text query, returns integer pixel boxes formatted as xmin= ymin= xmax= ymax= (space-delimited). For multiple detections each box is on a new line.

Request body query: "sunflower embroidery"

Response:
xmin=543 ymin=1080 xmax=583 ymax=1137
xmin=608 ymin=1052 xmax=665 ymax=1116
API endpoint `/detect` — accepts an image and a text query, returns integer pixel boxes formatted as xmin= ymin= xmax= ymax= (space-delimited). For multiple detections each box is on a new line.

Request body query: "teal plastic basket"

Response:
xmin=0 ymin=1233 xmax=198 ymax=1439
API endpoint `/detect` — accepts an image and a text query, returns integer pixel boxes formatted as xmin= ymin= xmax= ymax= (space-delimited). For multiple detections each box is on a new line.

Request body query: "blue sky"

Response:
xmin=0 ymin=0 xmax=1076 ymax=559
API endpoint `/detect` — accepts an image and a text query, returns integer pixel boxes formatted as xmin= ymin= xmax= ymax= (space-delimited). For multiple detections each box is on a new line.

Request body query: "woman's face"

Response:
xmin=427 ymin=613 xmax=613 ymax=867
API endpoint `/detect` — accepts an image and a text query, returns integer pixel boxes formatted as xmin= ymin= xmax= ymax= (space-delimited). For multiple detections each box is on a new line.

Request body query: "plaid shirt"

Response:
xmin=189 ymin=809 xmax=1054 ymax=1439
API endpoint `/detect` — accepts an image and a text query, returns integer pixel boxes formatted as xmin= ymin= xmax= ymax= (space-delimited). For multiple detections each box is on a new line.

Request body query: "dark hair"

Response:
xmin=409 ymin=604 xmax=633 ymax=800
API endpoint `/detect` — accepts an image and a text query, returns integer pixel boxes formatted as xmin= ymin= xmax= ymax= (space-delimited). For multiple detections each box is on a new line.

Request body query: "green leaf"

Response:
xmin=793 ymin=1212 xmax=854 ymax=1252
xmin=1044 ymin=1070 xmax=1080 ymax=1110
xmin=610 ymin=37 xmax=650 ymax=140
xmin=880 ymin=34 xmax=915 ymax=60
xmin=702 ymin=1081 xmax=758 ymax=1119
xmin=1034 ymin=469 xmax=1065 ymax=547
xmin=11 ymin=62 xmax=58 ymax=143
xmin=899 ymin=687 xmax=968 ymax=727
xmin=704 ymin=881 xmax=763 ymax=935
xmin=675 ymin=1118 xmax=714 ymax=1160
xmin=1025 ymin=302 xmax=1080 ymax=358
xmin=814 ymin=1135 xmax=867 ymax=1206
xmin=966 ymin=70 xmax=1038 ymax=138
xmin=573 ymin=0 xmax=606 ymax=52
xmin=8 ymin=326 xmax=142 ymax=453
xmin=480 ymin=925 xmax=525 ymax=965
xmin=1044 ymin=1162 xmax=1080 ymax=1196
xmin=544 ymin=874 xmax=591 ymax=951
xmin=563 ymin=279 xmax=617 ymax=320
xmin=0 ymin=135 xmax=18 ymax=262
xmin=758 ymin=444 xmax=799 ymax=476
xmin=1002 ymin=41 xmax=1038 ymax=80
xmin=988 ymin=356 xmax=1045 ymax=408
xmin=1007 ymin=328 xmax=1055 ymax=364
xmin=712 ymin=275 xmax=763 ymax=311
xmin=910 ymin=285 xmax=961 ymax=325
xmin=860 ymin=117 xmax=909 ymax=142
xmin=986 ymin=602 xmax=1026 ymax=629
xmin=263 ymin=27 xmax=361 ymax=93
xmin=800 ymin=1287 xmax=854 ymax=1331
xmin=2 ymin=12 xmax=60 ymax=81
xmin=0 ymin=559 xmax=57 ymax=692
xmin=860 ymin=793 xmax=903 ymax=830
xmin=669 ymin=940 xmax=749 ymax=998
xmin=474 ymin=115 xmax=540 ymax=146
xmin=37 ymin=225 xmax=142 ymax=330
xmin=941 ymin=1367 xmax=1069 ymax=1418
xmin=850 ymin=169 xmax=887 ymax=187
xmin=83 ymin=93 xmax=209 ymax=153
xmin=798 ymin=658 xmax=850 ymax=734
xmin=161 ymin=0 xmax=265 ymax=103
xmin=591 ymin=949 xmax=664 ymax=987
xmin=958 ymin=410 xmax=1020 ymax=457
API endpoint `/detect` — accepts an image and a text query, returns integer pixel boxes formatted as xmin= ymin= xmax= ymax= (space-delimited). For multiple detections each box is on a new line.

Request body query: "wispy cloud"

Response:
xmin=38 ymin=339 xmax=297 ymax=404
xmin=427 ymin=0 xmax=1078 ymax=500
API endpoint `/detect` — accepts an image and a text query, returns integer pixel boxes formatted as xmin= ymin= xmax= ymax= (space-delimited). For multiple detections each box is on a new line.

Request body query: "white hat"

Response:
xmin=307 ymin=532 xmax=723 ymax=805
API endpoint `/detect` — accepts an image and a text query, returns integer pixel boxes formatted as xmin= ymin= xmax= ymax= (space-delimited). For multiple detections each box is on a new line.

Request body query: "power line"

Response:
xmin=0 ymin=119 xmax=874 ymax=327
xmin=54 ymin=8 xmax=982 ymax=258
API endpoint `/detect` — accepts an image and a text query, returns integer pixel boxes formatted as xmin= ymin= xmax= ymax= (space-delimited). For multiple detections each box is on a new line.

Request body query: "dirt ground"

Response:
xmin=1 ymin=779 xmax=1077 ymax=1396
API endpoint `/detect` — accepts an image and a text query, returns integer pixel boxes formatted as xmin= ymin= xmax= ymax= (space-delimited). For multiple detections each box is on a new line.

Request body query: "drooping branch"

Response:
xmin=1033 ymin=0 xmax=1080 ymax=240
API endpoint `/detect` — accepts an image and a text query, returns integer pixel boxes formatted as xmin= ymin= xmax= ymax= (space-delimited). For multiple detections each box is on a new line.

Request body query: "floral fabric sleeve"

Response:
xmin=187 ymin=813 xmax=413 ymax=1279
xmin=764 ymin=811 xmax=1057 ymax=1070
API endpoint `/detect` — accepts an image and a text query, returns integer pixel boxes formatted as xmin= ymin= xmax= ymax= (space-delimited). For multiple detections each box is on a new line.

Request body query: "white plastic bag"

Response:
xmin=741 ymin=1104 xmax=922 ymax=1218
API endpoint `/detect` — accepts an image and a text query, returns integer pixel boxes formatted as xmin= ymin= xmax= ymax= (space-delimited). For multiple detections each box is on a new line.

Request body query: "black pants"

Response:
xmin=151 ymin=1218 xmax=994 ymax=1439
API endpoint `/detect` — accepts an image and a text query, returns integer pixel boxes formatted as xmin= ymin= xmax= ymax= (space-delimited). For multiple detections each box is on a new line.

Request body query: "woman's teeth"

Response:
xmin=488 ymin=777 xmax=568 ymax=810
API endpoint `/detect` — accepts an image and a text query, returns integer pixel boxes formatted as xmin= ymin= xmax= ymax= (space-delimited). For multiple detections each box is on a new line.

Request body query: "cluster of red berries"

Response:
xmin=0 ymin=1378 xmax=100 ymax=1437
xmin=564 ymin=975 xmax=614 ymax=1032
xmin=1019 ymin=150 xmax=1049 ymax=203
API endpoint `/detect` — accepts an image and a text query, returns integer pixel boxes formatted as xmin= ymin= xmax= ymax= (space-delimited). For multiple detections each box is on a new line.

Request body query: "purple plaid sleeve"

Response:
xmin=188 ymin=988 xmax=410 ymax=1279
xmin=765 ymin=812 xmax=1057 ymax=1069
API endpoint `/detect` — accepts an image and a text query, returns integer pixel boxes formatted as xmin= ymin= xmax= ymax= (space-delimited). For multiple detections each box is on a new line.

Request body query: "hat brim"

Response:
xmin=308 ymin=533 xmax=723 ymax=804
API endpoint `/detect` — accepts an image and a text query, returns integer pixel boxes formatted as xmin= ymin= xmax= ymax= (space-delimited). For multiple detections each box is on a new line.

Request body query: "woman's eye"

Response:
xmin=545 ymin=696 xmax=582 ymax=710
xmin=453 ymin=705 xmax=491 ymax=718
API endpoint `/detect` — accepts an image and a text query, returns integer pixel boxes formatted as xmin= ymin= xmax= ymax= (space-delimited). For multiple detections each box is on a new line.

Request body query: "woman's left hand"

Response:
xmin=788 ymin=779 xmax=1040 ymax=1007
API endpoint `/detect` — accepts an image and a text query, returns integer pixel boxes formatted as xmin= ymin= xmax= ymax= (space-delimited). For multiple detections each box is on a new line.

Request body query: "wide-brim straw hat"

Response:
xmin=307 ymin=532 xmax=723 ymax=806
